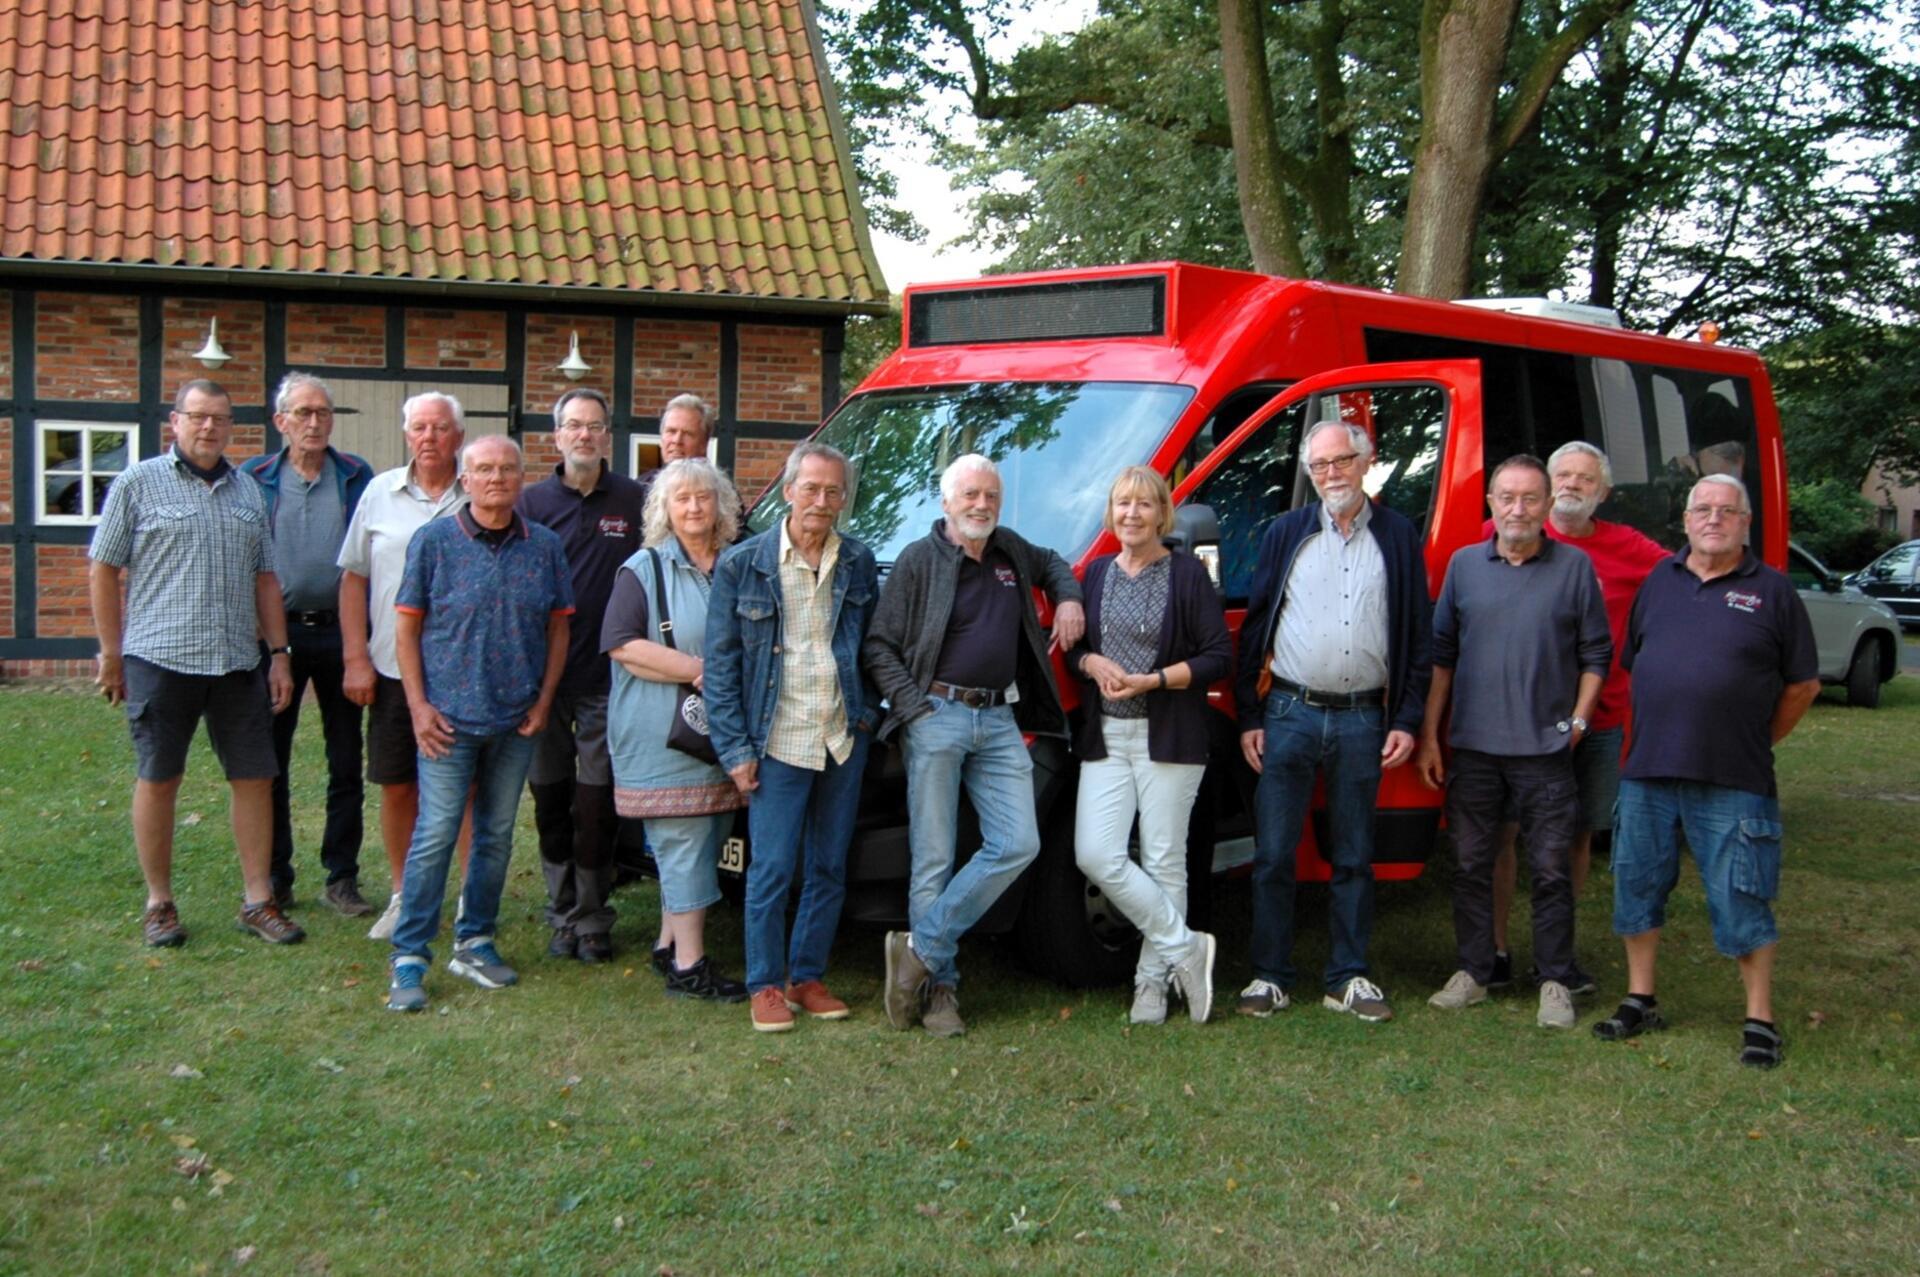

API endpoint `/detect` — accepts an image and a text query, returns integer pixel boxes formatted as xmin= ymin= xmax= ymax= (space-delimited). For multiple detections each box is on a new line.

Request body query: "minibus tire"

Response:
xmin=1015 ymin=800 xmax=1143 ymax=988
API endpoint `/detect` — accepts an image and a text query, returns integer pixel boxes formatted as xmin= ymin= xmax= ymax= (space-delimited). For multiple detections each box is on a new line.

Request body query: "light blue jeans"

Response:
xmin=391 ymin=728 xmax=537 ymax=963
xmin=902 ymin=699 xmax=1042 ymax=988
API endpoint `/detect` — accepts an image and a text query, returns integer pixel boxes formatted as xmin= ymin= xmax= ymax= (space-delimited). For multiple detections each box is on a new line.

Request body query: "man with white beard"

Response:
xmin=1232 ymin=421 xmax=1433 ymax=1024
xmin=1484 ymin=442 xmax=1668 ymax=994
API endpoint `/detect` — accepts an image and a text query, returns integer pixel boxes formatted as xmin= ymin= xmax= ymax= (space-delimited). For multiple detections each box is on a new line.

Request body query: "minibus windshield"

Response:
xmin=748 ymin=381 xmax=1196 ymax=564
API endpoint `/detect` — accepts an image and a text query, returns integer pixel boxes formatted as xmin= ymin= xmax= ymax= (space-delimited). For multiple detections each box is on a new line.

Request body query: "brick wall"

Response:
xmin=226 ymin=426 xmax=267 ymax=461
xmin=0 ymin=417 xmax=11 ymax=523
xmin=36 ymin=293 xmax=141 ymax=401
xmin=406 ymin=309 xmax=508 ymax=370
xmin=732 ymin=437 xmax=788 ymax=497
xmin=737 ymin=325 xmax=823 ymax=424
xmin=34 ymin=545 xmax=93 ymax=638
xmin=523 ymin=315 xmax=615 ymax=414
xmin=522 ymin=430 xmax=561 ymax=474
xmin=632 ymin=319 xmax=721 ymax=413
xmin=0 ymin=545 xmax=11 ymax=639
xmin=286 ymin=304 xmax=387 ymax=367
xmin=0 ymin=659 xmax=96 ymax=681
xmin=0 ymin=290 xmax=12 ymax=399
xmin=162 ymin=300 xmax=267 ymax=404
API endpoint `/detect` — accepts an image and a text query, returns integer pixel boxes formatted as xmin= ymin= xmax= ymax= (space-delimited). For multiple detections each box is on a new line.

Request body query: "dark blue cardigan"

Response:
xmin=1068 ymin=549 xmax=1232 ymax=765
xmin=1232 ymin=500 xmax=1434 ymax=737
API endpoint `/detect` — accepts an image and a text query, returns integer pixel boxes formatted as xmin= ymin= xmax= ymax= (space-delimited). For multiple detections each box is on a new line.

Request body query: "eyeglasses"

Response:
xmin=178 ymin=411 xmax=234 ymax=428
xmin=1687 ymin=504 xmax=1746 ymax=521
xmin=285 ymin=407 xmax=334 ymax=422
xmin=559 ymin=421 xmax=610 ymax=436
xmin=792 ymin=482 xmax=847 ymax=503
xmin=1306 ymin=452 xmax=1361 ymax=476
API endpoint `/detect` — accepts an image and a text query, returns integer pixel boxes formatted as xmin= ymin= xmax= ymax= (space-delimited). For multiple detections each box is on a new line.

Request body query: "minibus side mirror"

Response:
xmin=1167 ymin=503 xmax=1222 ymax=590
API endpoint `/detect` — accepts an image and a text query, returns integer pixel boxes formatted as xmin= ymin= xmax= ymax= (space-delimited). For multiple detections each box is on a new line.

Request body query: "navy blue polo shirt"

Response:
xmin=1622 ymin=550 xmax=1817 ymax=797
xmin=518 ymin=462 xmax=648 ymax=695
xmin=395 ymin=508 xmax=575 ymax=735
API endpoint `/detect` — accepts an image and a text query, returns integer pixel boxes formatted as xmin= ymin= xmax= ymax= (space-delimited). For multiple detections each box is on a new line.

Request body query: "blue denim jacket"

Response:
xmin=705 ymin=522 xmax=880 ymax=772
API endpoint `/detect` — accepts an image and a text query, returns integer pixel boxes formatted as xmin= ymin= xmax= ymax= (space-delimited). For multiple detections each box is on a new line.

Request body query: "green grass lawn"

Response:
xmin=3 ymin=677 xmax=1917 ymax=1274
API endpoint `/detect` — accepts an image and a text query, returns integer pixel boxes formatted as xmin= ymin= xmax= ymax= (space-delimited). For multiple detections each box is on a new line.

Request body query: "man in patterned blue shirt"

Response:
xmin=89 ymin=379 xmax=305 ymax=948
xmin=385 ymin=435 xmax=574 ymax=1012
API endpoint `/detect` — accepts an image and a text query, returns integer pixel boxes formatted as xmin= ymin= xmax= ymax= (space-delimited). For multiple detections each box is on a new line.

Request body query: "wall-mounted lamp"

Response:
xmin=195 ymin=318 xmax=232 ymax=369
xmin=556 ymin=331 xmax=591 ymax=381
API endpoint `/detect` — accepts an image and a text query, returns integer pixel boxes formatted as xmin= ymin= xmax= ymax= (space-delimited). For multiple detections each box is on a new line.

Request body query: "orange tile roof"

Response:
xmin=0 ymin=0 xmax=887 ymax=310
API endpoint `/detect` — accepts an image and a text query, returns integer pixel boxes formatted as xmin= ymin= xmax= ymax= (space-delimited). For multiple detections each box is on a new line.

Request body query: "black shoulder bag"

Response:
xmin=646 ymin=547 xmax=720 ymax=766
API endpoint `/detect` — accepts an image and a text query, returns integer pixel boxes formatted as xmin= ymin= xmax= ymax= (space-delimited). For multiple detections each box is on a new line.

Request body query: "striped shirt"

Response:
xmin=764 ymin=520 xmax=853 ymax=769
xmin=89 ymin=448 xmax=276 ymax=676
xmin=336 ymin=463 xmax=467 ymax=679
xmin=1270 ymin=499 xmax=1390 ymax=694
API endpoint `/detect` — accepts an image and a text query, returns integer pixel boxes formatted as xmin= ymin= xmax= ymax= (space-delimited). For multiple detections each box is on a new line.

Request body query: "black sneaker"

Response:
xmin=548 ymin=927 xmax=578 ymax=959
xmin=664 ymin=956 xmax=748 ymax=1003
xmin=1488 ymin=950 xmax=1513 ymax=990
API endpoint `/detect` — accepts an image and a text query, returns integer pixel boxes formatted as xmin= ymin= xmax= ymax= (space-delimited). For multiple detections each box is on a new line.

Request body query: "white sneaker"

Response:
xmin=1129 ymin=980 xmax=1168 ymax=1025
xmin=367 ymin=892 xmax=402 ymax=941
xmin=1537 ymin=980 xmax=1576 ymax=1029
xmin=1171 ymin=932 xmax=1216 ymax=1023
xmin=1427 ymin=970 xmax=1489 ymax=1010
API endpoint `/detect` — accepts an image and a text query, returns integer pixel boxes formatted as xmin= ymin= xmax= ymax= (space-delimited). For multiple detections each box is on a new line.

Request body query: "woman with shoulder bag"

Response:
xmin=602 ymin=458 xmax=748 ymax=1002
xmin=1069 ymin=467 xmax=1232 ymax=1025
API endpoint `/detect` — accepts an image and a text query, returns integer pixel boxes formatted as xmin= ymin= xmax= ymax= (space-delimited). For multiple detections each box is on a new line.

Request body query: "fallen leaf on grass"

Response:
xmin=1058 ymin=1007 xmax=1073 ymax=1021
xmin=1782 ymin=1103 xmax=1799 ymax=1116
xmin=209 ymin=1169 xmax=235 ymax=1189
xmin=341 ymin=978 xmax=361 ymax=989
xmin=1104 ymin=1199 xmax=1124 ymax=1214
xmin=1747 ymin=1128 xmax=1766 ymax=1140
xmin=174 ymin=1153 xmax=211 ymax=1180
xmin=313 ymin=1058 xmax=346 ymax=1074
xmin=612 ymin=1215 xmax=625 ymax=1232
xmin=1225 ymin=1178 xmax=1239 ymax=1192
xmin=1182 ymin=1083 xmax=1195 ymax=1098
xmin=232 ymin=1246 xmax=256 ymax=1266
xmin=171 ymin=1197 xmax=188 ymax=1213
xmin=170 ymin=1064 xmax=204 ymax=1080
xmin=1806 ymin=1009 xmax=1828 ymax=1028
xmin=181 ymin=812 xmax=203 ymax=827
xmin=169 ymin=1134 xmax=198 ymax=1150
xmin=949 ymin=1136 xmax=971 ymax=1152
xmin=17 ymin=959 xmax=45 ymax=973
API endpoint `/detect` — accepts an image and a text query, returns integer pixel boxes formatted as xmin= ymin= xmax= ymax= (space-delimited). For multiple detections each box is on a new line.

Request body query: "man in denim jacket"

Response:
xmin=706 ymin=442 xmax=881 ymax=1033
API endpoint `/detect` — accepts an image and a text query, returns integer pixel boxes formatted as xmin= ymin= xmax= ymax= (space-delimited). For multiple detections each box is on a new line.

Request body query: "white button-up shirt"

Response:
xmin=336 ymin=463 xmax=467 ymax=678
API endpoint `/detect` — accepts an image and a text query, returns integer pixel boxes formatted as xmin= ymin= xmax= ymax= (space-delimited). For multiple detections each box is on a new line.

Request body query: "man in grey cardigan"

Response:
xmin=864 ymin=454 xmax=1085 ymax=1036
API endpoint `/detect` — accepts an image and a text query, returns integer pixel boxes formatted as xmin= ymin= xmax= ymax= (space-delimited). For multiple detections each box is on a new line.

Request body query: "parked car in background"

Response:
xmin=1844 ymin=539 xmax=1920 ymax=632
xmin=1791 ymin=541 xmax=1900 ymax=708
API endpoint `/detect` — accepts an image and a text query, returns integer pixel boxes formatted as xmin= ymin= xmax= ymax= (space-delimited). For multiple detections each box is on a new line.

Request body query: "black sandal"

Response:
xmin=1592 ymin=995 xmax=1664 ymax=1041
xmin=1740 ymin=1019 xmax=1784 ymax=1069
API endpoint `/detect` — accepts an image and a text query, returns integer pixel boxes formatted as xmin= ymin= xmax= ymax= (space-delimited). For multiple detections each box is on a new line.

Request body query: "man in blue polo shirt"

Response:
xmin=386 ymin=435 xmax=574 ymax=1012
xmin=1593 ymin=474 xmax=1818 ymax=1068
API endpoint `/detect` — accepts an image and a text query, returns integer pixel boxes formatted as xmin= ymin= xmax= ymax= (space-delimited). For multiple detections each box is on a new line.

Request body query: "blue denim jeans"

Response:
xmin=1249 ymin=691 xmax=1384 ymax=993
xmin=1611 ymin=779 xmax=1781 ymax=957
xmin=902 ymin=699 xmax=1042 ymax=988
xmin=744 ymin=733 xmax=871 ymax=993
xmin=391 ymin=728 xmax=537 ymax=963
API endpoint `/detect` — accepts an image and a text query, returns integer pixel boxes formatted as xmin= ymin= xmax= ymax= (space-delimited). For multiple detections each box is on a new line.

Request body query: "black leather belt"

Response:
xmin=288 ymin=609 xmax=338 ymax=627
xmin=1270 ymin=677 xmax=1384 ymax=710
xmin=928 ymin=680 xmax=1006 ymax=709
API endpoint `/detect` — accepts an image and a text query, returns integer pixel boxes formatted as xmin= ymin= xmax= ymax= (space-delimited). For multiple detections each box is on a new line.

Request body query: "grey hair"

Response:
xmin=781 ymin=440 xmax=853 ymax=492
xmin=661 ymin=393 xmax=715 ymax=432
xmin=274 ymin=371 xmax=334 ymax=416
xmin=460 ymin=434 xmax=523 ymax=467
xmin=551 ymin=386 xmax=611 ymax=427
xmin=402 ymin=391 xmax=466 ymax=432
xmin=643 ymin=457 xmax=742 ymax=550
xmin=1547 ymin=440 xmax=1613 ymax=488
xmin=1688 ymin=473 xmax=1752 ymax=515
xmin=939 ymin=453 xmax=999 ymax=502
xmin=1302 ymin=419 xmax=1375 ymax=462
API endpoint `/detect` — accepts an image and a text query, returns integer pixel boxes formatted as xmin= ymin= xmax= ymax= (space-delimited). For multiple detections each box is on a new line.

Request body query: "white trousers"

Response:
xmin=1073 ymin=717 xmax=1207 ymax=981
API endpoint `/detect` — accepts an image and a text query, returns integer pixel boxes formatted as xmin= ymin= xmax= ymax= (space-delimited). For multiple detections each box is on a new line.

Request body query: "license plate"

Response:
xmin=718 ymin=836 xmax=746 ymax=874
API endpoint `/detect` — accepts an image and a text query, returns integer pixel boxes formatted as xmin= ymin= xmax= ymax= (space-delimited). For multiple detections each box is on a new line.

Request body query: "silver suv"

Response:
xmin=1790 ymin=541 xmax=1900 ymax=708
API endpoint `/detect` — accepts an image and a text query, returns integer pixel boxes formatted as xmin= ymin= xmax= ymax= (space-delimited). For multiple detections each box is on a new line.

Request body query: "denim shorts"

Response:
xmin=646 ymin=813 xmax=727 ymax=913
xmin=1500 ymin=725 xmax=1622 ymax=832
xmin=124 ymin=655 xmax=277 ymax=782
xmin=1611 ymin=778 xmax=1782 ymax=957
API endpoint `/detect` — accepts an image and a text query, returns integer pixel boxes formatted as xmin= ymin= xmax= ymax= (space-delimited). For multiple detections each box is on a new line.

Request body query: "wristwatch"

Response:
xmin=1570 ymin=715 xmax=1588 ymax=732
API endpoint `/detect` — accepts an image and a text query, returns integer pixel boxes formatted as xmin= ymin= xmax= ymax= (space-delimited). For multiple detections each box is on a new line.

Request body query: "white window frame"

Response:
xmin=629 ymin=432 xmax=719 ymax=474
xmin=35 ymin=420 xmax=141 ymax=526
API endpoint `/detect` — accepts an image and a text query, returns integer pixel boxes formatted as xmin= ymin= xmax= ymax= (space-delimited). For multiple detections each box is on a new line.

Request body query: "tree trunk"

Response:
xmin=1217 ymin=0 xmax=1307 ymax=277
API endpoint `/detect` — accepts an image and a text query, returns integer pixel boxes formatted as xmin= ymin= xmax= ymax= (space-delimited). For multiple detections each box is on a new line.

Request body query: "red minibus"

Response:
xmin=734 ymin=262 xmax=1786 ymax=984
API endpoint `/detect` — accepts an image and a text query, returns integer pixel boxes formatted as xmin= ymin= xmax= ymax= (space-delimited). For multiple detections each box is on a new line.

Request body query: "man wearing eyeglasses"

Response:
xmin=1593 ymin=475 xmax=1818 ymax=1069
xmin=1233 ymin=420 xmax=1433 ymax=1024
xmin=240 ymin=373 xmax=375 ymax=918
xmin=90 ymin=378 xmax=304 ymax=948
xmin=516 ymin=387 xmax=647 ymax=962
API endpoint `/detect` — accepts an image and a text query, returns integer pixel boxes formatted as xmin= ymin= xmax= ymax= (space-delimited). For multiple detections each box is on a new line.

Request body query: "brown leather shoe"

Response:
xmin=237 ymin=901 xmax=306 ymax=945
xmin=784 ymin=979 xmax=851 ymax=1020
xmin=750 ymin=986 xmax=795 ymax=1033
xmin=323 ymin=879 xmax=374 ymax=917
xmin=923 ymin=985 xmax=965 ymax=1038
xmin=882 ymin=931 xmax=927 ymax=1030
xmin=142 ymin=901 xmax=187 ymax=947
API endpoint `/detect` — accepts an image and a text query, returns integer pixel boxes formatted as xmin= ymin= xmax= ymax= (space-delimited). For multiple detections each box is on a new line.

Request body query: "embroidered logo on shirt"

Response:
xmin=993 ymin=566 xmax=1018 ymax=588
xmin=598 ymin=515 xmax=632 ymax=539
xmin=1723 ymin=589 xmax=1763 ymax=613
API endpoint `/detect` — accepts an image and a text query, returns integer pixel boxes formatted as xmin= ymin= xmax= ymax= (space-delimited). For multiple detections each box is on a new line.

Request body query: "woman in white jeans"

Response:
xmin=1069 ymin=467 xmax=1232 ymax=1024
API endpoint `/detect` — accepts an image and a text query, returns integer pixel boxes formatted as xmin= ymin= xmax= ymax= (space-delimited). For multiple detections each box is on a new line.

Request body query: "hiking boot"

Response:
xmin=664 ymin=957 xmax=748 ymax=1003
xmin=1427 ymin=970 xmax=1488 ymax=1010
xmin=1129 ymin=980 xmax=1168 ymax=1025
xmin=1537 ymin=980 xmax=1576 ymax=1029
xmin=1236 ymin=978 xmax=1289 ymax=1018
xmin=751 ymin=987 xmax=796 ymax=1033
xmin=237 ymin=900 xmax=306 ymax=944
xmin=784 ymin=980 xmax=850 ymax=1020
xmin=575 ymin=932 xmax=614 ymax=965
xmin=323 ymin=879 xmax=374 ymax=917
xmin=548 ymin=926 xmax=579 ymax=959
xmin=1489 ymin=950 xmax=1513 ymax=989
xmin=922 ymin=985 xmax=965 ymax=1038
xmin=448 ymin=939 xmax=519 ymax=990
xmin=1171 ymin=932 xmax=1216 ymax=1023
xmin=883 ymin=931 xmax=929 ymax=1030
xmin=387 ymin=957 xmax=429 ymax=1012
xmin=1324 ymin=976 xmax=1393 ymax=1022
xmin=650 ymin=942 xmax=675 ymax=976
xmin=142 ymin=901 xmax=187 ymax=947
xmin=366 ymin=892 xmax=402 ymax=941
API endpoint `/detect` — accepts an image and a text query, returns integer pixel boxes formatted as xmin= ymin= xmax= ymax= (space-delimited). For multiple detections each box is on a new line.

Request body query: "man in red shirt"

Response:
xmin=1489 ymin=442 xmax=1668 ymax=992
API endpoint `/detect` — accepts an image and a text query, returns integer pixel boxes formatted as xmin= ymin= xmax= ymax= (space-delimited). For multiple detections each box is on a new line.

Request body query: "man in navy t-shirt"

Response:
xmin=1593 ymin=474 xmax=1819 ymax=1069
